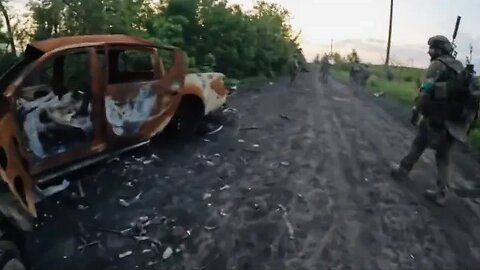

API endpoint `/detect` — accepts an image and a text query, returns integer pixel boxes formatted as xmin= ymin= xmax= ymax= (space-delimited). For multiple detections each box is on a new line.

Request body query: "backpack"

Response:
xmin=430 ymin=59 xmax=479 ymax=129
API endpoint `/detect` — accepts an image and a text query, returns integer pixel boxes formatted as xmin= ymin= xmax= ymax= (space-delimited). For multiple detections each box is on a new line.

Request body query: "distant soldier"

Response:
xmin=390 ymin=35 xmax=479 ymax=206
xmin=320 ymin=54 xmax=331 ymax=83
xmin=349 ymin=59 xmax=370 ymax=95
xmin=289 ymin=56 xmax=299 ymax=85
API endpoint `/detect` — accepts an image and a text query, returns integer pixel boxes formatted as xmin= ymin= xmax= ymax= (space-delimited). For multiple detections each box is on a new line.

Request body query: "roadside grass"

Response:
xmin=331 ymin=64 xmax=480 ymax=153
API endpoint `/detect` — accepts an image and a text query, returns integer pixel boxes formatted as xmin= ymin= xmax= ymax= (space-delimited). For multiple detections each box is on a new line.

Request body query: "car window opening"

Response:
xmin=15 ymin=50 xmax=95 ymax=162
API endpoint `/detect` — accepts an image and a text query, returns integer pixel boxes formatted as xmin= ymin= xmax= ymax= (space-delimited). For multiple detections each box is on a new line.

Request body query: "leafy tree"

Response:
xmin=346 ymin=49 xmax=360 ymax=63
xmin=3 ymin=0 xmax=302 ymax=79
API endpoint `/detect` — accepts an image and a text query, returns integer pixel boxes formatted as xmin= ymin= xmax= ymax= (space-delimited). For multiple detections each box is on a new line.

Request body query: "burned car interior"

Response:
xmin=16 ymin=49 xmax=95 ymax=161
xmin=13 ymin=45 xmax=174 ymax=163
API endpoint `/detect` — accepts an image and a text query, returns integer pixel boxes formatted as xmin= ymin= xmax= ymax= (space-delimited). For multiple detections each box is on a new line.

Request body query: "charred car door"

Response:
xmin=9 ymin=47 xmax=105 ymax=176
xmin=0 ymin=95 xmax=36 ymax=230
xmin=104 ymin=46 xmax=186 ymax=144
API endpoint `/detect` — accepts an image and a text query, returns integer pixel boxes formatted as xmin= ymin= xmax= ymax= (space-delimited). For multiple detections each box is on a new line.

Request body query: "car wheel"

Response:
xmin=176 ymin=108 xmax=201 ymax=139
xmin=165 ymin=96 xmax=204 ymax=140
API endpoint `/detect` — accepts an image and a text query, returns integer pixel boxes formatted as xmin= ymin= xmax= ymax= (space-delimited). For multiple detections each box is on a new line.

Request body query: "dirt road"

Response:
xmin=28 ymin=71 xmax=480 ymax=270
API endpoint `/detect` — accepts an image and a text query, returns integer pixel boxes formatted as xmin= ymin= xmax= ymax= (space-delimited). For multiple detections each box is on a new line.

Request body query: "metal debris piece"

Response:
xmin=147 ymin=261 xmax=158 ymax=266
xmin=278 ymin=204 xmax=295 ymax=240
xmin=203 ymin=192 xmax=212 ymax=200
xmin=219 ymin=185 xmax=230 ymax=191
xmin=219 ymin=209 xmax=228 ymax=217
xmin=207 ymin=125 xmax=224 ymax=135
xmin=125 ymin=181 xmax=134 ymax=187
xmin=297 ymin=193 xmax=303 ymax=198
xmin=151 ymin=154 xmax=160 ymax=161
xmin=203 ymin=138 xmax=211 ymax=142
xmin=204 ymin=226 xmax=217 ymax=231
xmin=77 ymin=181 xmax=85 ymax=198
xmin=77 ymin=241 xmax=100 ymax=253
xmin=184 ymin=229 xmax=192 ymax=239
xmin=176 ymin=248 xmax=182 ymax=253
xmin=139 ymin=216 xmax=149 ymax=223
xmin=280 ymin=114 xmax=291 ymax=120
xmin=364 ymin=178 xmax=369 ymax=182
xmin=143 ymin=159 xmax=153 ymax=165
xmin=206 ymin=160 xmax=215 ymax=166
xmin=223 ymin=107 xmax=238 ymax=113
xmin=280 ymin=161 xmax=290 ymax=166
xmin=238 ymin=139 xmax=245 ymax=143
xmin=162 ymin=247 xmax=173 ymax=260
xmin=207 ymin=203 xmax=212 ymax=207
xmin=118 ymin=192 xmax=143 ymax=207
xmin=134 ymin=236 xmax=150 ymax=241
xmin=119 ymin=250 xmax=133 ymax=258
xmin=142 ymin=249 xmax=152 ymax=254
xmin=78 ymin=204 xmax=89 ymax=210
xmin=120 ymin=228 xmax=133 ymax=235
xmin=252 ymin=144 xmax=260 ymax=148
xmin=119 ymin=199 xmax=130 ymax=207
xmin=35 ymin=179 xmax=70 ymax=202
xmin=214 ymin=153 xmax=222 ymax=158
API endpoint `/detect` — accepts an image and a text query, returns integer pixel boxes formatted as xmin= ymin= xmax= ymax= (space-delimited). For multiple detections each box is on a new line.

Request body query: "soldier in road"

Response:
xmin=320 ymin=54 xmax=331 ymax=83
xmin=289 ymin=55 xmax=299 ymax=85
xmin=390 ymin=35 xmax=473 ymax=206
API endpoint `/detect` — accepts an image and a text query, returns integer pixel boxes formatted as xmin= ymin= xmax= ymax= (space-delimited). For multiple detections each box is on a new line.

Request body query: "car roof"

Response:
xmin=29 ymin=34 xmax=176 ymax=53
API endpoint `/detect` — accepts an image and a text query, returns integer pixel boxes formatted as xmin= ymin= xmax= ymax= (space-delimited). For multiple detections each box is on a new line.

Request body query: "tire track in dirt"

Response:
xmin=29 ymin=71 xmax=480 ymax=270
xmin=328 ymin=75 xmax=480 ymax=269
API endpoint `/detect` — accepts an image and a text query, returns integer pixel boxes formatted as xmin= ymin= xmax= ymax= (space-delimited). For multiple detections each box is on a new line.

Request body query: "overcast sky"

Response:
xmin=229 ymin=0 xmax=480 ymax=68
xmin=10 ymin=0 xmax=480 ymax=68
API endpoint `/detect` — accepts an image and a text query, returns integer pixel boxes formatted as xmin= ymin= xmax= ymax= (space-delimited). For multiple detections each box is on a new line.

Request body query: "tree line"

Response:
xmin=0 ymin=0 xmax=303 ymax=78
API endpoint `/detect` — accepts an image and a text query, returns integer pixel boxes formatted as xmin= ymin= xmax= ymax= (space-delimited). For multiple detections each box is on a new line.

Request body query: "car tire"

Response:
xmin=165 ymin=96 xmax=204 ymax=140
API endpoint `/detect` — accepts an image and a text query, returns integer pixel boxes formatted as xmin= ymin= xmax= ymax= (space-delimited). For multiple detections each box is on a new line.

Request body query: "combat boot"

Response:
xmin=390 ymin=163 xmax=409 ymax=181
xmin=424 ymin=188 xmax=448 ymax=207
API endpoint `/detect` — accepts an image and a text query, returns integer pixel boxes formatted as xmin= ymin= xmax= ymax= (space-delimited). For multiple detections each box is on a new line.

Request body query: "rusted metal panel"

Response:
xmin=0 ymin=34 xmax=230 ymax=230
xmin=2 ymin=35 xmax=229 ymax=179
xmin=0 ymin=109 xmax=37 ymax=228
xmin=30 ymin=35 xmax=157 ymax=53
xmin=183 ymin=73 xmax=228 ymax=114
xmin=11 ymin=47 xmax=108 ymax=176
xmin=104 ymin=47 xmax=187 ymax=142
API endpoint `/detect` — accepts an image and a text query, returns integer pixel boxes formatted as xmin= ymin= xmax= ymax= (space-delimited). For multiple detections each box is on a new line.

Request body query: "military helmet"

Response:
xmin=428 ymin=35 xmax=453 ymax=54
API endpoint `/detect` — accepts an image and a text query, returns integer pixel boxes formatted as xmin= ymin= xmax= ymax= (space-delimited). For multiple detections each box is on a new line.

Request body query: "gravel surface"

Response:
xmin=27 ymin=71 xmax=480 ymax=270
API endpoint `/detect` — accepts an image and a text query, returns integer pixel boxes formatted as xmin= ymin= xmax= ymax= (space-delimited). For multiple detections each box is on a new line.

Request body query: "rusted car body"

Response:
xmin=0 ymin=35 xmax=228 ymax=229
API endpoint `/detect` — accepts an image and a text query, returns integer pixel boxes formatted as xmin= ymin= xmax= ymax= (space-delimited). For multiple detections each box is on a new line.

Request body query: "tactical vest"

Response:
xmin=421 ymin=56 xmax=468 ymax=124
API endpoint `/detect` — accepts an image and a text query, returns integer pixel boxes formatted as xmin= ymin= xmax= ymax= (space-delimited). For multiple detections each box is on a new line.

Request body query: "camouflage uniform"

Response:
xmin=289 ymin=57 xmax=299 ymax=84
xmin=391 ymin=35 xmax=466 ymax=206
xmin=320 ymin=56 xmax=331 ymax=83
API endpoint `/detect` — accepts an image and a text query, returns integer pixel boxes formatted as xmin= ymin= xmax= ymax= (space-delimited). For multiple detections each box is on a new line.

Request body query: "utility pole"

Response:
xmin=385 ymin=0 xmax=393 ymax=66
xmin=330 ymin=39 xmax=333 ymax=61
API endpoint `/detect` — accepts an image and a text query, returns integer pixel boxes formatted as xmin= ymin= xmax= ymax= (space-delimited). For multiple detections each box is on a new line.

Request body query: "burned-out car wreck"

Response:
xmin=0 ymin=35 xmax=229 ymax=267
